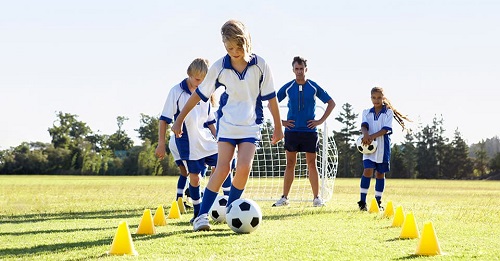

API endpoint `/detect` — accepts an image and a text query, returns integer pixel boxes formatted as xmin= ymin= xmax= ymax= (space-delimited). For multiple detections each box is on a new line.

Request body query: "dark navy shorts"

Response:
xmin=363 ymin=159 xmax=390 ymax=173
xmin=219 ymin=137 xmax=259 ymax=147
xmin=284 ymin=131 xmax=318 ymax=153
xmin=183 ymin=153 xmax=218 ymax=174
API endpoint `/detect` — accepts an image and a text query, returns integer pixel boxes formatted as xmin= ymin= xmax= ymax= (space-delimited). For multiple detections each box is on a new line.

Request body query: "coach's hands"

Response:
xmin=282 ymin=119 xmax=295 ymax=130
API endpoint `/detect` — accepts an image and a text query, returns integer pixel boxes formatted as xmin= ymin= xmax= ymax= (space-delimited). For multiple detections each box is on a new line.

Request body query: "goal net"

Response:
xmin=243 ymin=106 xmax=338 ymax=203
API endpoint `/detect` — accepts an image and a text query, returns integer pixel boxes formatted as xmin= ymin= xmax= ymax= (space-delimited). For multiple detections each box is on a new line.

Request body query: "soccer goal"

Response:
xmin=244 ymin=106 xmax=339 ymax=203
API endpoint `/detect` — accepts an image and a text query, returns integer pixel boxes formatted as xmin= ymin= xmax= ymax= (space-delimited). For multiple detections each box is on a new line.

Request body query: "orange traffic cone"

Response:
xmin=153 ymin=205 xmax=167 ymax=226
xmin=399 ymin=212 xmax=419 ymax=239
xmin=136 ymin=209 xmax=155 ymax=235
xmin=416 ymin=222 xmax=442 ymax=255
xmin=107 ymin=221 xmax=138 ymax=256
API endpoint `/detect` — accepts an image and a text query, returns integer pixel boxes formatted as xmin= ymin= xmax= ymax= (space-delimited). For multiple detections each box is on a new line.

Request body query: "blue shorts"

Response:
xmin=363 ymin=159 xmax=390 ymax=173
xmin=175 ymin=160 xmax=183 ymax=167
xmin=284 ymin=131 xmax=318 ymax=153
xmin=183 ymin=153 xmax=218 ymax=174
xmin=219 ymin=137 xmax=259 ymax=147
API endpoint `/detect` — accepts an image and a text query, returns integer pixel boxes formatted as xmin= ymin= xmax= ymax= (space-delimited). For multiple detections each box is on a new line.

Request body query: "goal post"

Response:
xmin=244 ymin=106 xmax=338 ymax=203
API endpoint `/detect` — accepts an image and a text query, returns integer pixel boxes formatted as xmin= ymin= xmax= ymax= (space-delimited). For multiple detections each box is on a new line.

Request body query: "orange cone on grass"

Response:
xmin=167 ymin=200 xmax=181 ymax=219
xmin=399 ymin=212 xmax=419 ymax=239
xmin=136 ymin=209 xmax=155 ymax=235
xmin=415 ymin=222 xmax=442 ymax=255
xmin=153 ymin=205 xmax=167 ymax=226
xmin=107 ymin=221 xmax=138 ymax=256
xmin=391 ymin=206 xmax=405 ymax=227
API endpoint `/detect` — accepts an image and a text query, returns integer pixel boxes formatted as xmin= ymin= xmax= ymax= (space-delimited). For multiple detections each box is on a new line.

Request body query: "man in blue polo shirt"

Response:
xmin=272 ymin=56 xmax=336 ymax=207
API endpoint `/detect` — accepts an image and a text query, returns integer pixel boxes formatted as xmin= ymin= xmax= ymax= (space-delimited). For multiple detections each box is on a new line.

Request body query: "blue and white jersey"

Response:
xmin=160 ymin=79 xmax=217 ymax=160
xmin=361 ymin=106 xmax=393 ymax=163
xmin=196 ymin=54 xmax=276 ymax=139
xmin=168 ymin=134 xmax=180 ymax=161
xmin=277 ymin=79 xmax=332 ymax=133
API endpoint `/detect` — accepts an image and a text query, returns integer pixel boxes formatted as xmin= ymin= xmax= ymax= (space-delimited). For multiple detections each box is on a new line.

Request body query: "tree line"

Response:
xmin=1 ymin=108 xmax=499 ymax=179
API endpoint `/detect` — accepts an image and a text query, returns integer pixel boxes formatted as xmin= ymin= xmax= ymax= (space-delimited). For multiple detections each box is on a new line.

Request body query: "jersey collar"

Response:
xmin=180 ymin=78 xmax=192 ymax=95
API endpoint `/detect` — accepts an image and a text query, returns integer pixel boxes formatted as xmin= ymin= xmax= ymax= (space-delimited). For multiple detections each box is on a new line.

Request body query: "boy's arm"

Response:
xmin=171 ymin=92 xmax=202 ymax=137
xmin=155 ymin=120 xmax=168 ymax=159
xmin=208 ymin=124 xmax=217 ymax=138
xmin=267 ymin=97 xmax=284 ymax=144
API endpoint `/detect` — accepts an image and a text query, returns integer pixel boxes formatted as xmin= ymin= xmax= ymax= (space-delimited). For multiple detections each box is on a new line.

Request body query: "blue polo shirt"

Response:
xmin=277 ymin=79 xmax=332 ymax=132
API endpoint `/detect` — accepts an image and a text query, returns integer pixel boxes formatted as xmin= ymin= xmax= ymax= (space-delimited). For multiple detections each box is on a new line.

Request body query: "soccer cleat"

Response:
xmin=377 ymin=200 xmax=384 ymax=211
xmin=313 ymin=197 xmax=325 ymax=207
xmin=272 ymin=196 xmax=289 ymax=207
xmin=184 ymin=202 xmax=193 ymax=210
xmin=357 ymin=201 xmax=367 ymax=211
xmin=193 ymin=213 xmax=210 ymax=231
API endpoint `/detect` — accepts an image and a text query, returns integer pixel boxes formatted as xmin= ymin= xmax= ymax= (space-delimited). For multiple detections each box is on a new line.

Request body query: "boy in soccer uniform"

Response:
xmin=156 ymin=58 xmax=218 ymax=221
xmin=272 ymin=56 xmax=335 ymax=207
xmin=172 ymin=20 xmax=283 ymax=231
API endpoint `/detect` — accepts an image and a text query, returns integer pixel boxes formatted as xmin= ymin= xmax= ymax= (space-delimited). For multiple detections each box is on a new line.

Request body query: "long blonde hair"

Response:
xmin=371 ymin=87 xmax=411 ymax=130
xmin=221 ymin=19 xmax=252 ymax=62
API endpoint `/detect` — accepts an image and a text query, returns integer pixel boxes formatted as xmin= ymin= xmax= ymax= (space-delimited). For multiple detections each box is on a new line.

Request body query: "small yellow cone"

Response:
xmin=177 ymin=197 xmax=186 ymax=214
xmin=136 ymin=209 xmax=155 ymax=235
xmin=167 ymin=200 xmax=181 ymax=219
xmin=399 ymin=212 xmax=420 ymax=239
xmin=153 ymin=205 xmax=167 ymax=226
xmin=368 ymin=198 xmax=380 ymax=213
xmin=416 ymin=222 xmax=442 ymax=256
xmin=391 ymin=206 xmax=405 ymax=227
xmin=383 ymin=200 xmax=395 ymax=218
xmin=107 ymin=221 xmax=138 ymax=256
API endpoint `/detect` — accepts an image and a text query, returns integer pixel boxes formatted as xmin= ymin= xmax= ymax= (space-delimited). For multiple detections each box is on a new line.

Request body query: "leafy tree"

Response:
xmin=415 ymin=116 xmax=448 ymax=179
xmin=136 ymin=113 xmax=159 ymax=145
xmin=333 ymin=103 xmax=360 ymax=177
xmin=441 ymin=129 xmax=473 ymax=179
xmin=107 ymin=116 xmax=134 ymax=152
xmin=474 ymin=141 xmax=489 ymax=178
xmin=48 ymin=112 xmax=91 ymax=149
xmin=489 ymin=152 xmax=500 ymax=174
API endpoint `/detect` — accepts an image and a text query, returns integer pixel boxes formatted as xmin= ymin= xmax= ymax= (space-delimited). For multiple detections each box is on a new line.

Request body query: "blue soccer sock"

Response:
xmin=198 ymin=188 xmax=218 ymax=216
xmin=360 ymin=175 xmax=371 ymax=202
xmin=189 ymin=184 xmax=201 ymax=217
xmin=222 ymin=174 xmax=232 ymax=196
xmin=375 ymin=177 xmax=385 ymax=202
xmin=176 ymin=175 xmax=187 ymax=200
xmin=227 ymin=185 xmax=244 ymax=207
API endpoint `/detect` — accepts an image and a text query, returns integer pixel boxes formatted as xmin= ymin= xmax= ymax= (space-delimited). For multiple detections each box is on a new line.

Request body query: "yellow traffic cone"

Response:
xmin=368 ymin=198 xmax=380 ymax=213
xmin=107 ymin=221 xmax=138 ymax=256
xmin=153 ymin=205 xmax=167 ymax=226
xmin=416 ymin=222 xmax=442 ymax=255
xmin=136 ymin=209 xmax=155 ymax=235
xmin=383 ymin=200 xmax=395 ymax=218
xmin=391 ymin=206 xmax=405 ymax=227
xmin=399 ymin=212 xmax=419 ymax=239
xmin=178 ymin=197 xmax=186 ymax=214
xmin=167 ymin=200 xmax=181 ymax=219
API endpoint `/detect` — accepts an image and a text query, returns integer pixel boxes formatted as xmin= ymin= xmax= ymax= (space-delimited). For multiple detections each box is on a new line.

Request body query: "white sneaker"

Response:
xmin=272 ymin=196 xmax=289 ymax=207
xmin=313 ymin=197 xmax=325 ymax=207
xmin=193 ymin=213 xmax=210 ymax=231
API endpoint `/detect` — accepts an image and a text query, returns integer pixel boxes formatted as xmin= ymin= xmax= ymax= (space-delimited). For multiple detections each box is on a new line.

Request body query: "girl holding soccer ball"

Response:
xmin=357 ymin=87 xmax=411 ymax=211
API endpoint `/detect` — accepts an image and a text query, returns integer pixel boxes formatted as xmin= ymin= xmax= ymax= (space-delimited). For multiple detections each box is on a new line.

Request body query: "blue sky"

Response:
xmin=1 ymin=0 xmax=499 ymax=149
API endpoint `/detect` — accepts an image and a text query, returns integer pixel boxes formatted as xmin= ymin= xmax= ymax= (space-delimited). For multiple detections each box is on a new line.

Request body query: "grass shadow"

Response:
xmin=0 ymin=226 xmax=115 ymax=236
xmin=0 ymin=208 xmax=145 ymax=224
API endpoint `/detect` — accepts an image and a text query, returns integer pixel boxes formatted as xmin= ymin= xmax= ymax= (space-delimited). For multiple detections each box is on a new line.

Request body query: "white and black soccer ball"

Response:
xmin=226 ymin=198 xmax=262 ymax=233
xmin=356 ymin=136 xmax=378 ymax=154
xmin=209 ymin=195 xmax=228 ymax=223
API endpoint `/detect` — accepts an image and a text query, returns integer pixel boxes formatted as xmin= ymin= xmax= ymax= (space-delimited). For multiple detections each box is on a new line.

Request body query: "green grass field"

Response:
xmin=1 ymin=175 xmax=499 ymax=260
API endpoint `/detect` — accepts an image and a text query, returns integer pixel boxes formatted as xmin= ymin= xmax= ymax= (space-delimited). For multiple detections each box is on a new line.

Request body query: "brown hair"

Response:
xmin=371 ymin=87 xmax=411 ymax=130
xmin=221 ymin=20 xmax=252 ymax=62
xmin=292 ymin=56 xmax=307 ymax=67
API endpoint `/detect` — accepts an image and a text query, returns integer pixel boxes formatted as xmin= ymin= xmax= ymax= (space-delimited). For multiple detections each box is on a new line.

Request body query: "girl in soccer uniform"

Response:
xmin=172 ymin=19 xmax=283 ymax=231
xmin=155 ymin=58 xmax=218 ymax=221
xmin=357 ymin=87 xmax=411 ymax=211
